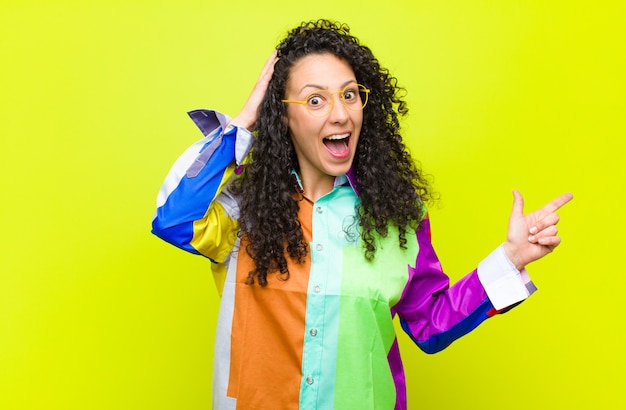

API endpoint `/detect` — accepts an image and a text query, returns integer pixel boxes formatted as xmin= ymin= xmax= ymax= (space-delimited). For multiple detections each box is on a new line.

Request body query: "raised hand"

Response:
xmin=229 ymin=50 xmax=279 ymax=131
xmin=503 ymin=190 xmax=574 ymax=271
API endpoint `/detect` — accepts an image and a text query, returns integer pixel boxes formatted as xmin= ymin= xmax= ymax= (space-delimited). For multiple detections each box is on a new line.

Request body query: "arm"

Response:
xmin=396 ymin=192 xmax=573 ymax=354
xmin=151 ymin=110 xmax=253 ymax=262
xmin=151 ymin=51 xmax=278 ymax=262
xmin=394 ymin=215 xmax=531 ymax=354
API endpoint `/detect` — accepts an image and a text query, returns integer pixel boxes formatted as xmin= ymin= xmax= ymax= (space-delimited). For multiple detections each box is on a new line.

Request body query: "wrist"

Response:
xmin=229 ymin=113 xmax=255 ymax=131
xmin=503 ymin=242 xmax=525 ymax=271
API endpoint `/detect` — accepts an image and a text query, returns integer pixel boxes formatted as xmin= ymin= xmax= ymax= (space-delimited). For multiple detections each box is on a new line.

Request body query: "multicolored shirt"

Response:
xmin=152 ymin=109 xmax=537 ymax=409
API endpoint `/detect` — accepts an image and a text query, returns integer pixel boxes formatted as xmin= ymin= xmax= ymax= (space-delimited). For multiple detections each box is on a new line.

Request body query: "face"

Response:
xmin=284 ymin=53 xmax=363 ymax=191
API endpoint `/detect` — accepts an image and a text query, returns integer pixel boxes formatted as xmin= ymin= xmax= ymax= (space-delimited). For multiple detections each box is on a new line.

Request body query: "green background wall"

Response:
xmin=1 ymin=0 xmax=624 ymax=408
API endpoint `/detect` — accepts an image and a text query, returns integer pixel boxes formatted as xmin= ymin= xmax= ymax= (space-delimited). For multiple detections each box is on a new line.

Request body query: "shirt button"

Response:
xmin=313 ymin=285 xmax=321 ymax=293
xmin=316 ymin=206 xmax=323 ymax=214
xmin=310 ymin=328 xmax=318 ymax=337
xmin=306 ymin=376 xmax=314 ymax=385
xmin=315 ymin=243 xmax=323 ymax=251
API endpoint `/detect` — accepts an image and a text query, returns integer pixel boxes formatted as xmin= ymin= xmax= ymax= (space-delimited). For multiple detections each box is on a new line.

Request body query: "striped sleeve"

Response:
xmin=395 ymin=215 xmax=535 ymax=354
xmin=151 ymin=109 xmax=253 ymax=263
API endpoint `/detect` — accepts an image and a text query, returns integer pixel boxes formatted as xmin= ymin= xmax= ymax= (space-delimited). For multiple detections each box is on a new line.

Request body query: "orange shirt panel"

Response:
xmin=228 ymin=201 xmax=313 ymax=408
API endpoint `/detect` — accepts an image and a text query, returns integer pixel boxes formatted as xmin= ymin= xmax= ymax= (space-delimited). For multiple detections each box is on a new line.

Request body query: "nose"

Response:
xmin=327 ymin=93 xmax=349 ymax=123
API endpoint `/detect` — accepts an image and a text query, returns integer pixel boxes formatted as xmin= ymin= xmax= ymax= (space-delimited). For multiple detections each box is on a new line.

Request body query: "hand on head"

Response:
xmin=229 ymin=50 xmax=279 ymax=131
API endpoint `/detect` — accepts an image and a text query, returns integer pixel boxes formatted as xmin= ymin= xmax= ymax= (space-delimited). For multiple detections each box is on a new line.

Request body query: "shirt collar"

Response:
xmin=291 ymin=168 xmax=359 ymax=197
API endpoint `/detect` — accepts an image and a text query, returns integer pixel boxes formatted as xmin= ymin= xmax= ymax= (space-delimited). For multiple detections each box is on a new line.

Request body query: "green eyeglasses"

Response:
xmin=282 ymin=83 xmax=370 ymax=118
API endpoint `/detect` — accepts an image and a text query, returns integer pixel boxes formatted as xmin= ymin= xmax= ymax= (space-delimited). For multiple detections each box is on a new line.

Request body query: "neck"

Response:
xmin=297 ymin=172 xmax=335 ymax=203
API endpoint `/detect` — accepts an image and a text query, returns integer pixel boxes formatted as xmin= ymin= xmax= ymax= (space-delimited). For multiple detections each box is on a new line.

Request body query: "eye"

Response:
xmin=307 ymin=94 xmax=327 ymax=109
xmin=343 ymin=87 xmax=359 ymax=103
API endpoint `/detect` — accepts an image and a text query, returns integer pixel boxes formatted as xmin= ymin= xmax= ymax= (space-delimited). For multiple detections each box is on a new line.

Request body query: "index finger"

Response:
xmin=539 ymin=192 xmax=574 ymax=216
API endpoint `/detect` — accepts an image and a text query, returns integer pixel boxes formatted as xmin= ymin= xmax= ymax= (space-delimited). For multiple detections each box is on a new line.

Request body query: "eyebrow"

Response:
xmin=299 ymin=80 xmax=358 ymax=94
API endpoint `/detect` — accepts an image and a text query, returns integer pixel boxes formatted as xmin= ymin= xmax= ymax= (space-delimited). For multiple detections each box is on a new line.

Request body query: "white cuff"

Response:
xmin=231 ymin=125 xmax=254 ymax=165
xmin=477 ymin=244 xmax=537 ymax=310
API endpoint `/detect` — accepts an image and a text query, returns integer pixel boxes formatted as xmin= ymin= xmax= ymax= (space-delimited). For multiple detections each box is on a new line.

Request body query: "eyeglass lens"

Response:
xmin=306 ymin=85 xmax=368 ymax=116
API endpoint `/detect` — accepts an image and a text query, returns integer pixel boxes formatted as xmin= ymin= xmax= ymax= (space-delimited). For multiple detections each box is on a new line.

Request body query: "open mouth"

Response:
xmin=322 ymin=133 xmax=351 ymax=157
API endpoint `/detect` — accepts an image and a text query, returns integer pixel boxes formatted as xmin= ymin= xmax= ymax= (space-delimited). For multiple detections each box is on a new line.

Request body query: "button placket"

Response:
xmin=300 ymin=196 xmax=333 ymax=404
xmin=300 ymin=186 xmax=357 ymax=407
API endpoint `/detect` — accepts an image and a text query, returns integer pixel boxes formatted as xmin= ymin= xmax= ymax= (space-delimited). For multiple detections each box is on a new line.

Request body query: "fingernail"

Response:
xmin=529 ymin=226 xmax=538 ymax=234
xmin=528 ymin=235 xmax=535 ymax=242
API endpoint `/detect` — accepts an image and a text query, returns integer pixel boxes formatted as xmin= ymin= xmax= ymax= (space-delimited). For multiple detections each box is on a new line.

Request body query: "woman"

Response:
xmin=152 ymin=20 xmax=572 ymax=410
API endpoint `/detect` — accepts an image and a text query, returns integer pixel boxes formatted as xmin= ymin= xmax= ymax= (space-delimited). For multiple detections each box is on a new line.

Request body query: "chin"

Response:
xmin=325 ymin=161 xmax=353 ymax=177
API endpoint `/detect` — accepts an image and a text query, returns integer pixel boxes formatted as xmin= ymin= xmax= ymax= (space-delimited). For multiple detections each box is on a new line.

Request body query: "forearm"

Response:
xmin=396 ymin=217 xmax=536 ymax=354
xmin=151 ymin=109 xmax=253 ymax=256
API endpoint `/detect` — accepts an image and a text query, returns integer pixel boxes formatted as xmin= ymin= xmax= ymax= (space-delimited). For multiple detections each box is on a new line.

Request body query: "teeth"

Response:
xmin=326 ymin=133 xmax=350 ymax=140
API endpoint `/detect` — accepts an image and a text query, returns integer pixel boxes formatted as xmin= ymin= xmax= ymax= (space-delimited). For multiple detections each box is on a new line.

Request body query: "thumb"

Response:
xmin=511 ymin=190 xmax=525 ymax=218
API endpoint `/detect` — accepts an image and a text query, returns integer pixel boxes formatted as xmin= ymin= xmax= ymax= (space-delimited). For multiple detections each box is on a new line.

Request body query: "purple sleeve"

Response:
xmin=393 ymin=216 xmax=512 ymax=354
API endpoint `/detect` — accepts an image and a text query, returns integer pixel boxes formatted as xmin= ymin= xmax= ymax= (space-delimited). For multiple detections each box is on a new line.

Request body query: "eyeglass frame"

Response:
xmin=281 ymin=83 xmax=370 ymax=118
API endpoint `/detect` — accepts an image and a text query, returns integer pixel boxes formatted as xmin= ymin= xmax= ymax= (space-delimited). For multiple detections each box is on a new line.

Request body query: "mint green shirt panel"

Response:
xmin=299 ymin=185 xmax=360 ymax=409
xmin=334 ymin=226 xmax=418 ymax=409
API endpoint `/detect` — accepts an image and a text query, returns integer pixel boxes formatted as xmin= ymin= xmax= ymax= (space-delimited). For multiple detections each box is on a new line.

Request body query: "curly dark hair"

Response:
xmin=230 ymin=19 xmax=433 ymax=286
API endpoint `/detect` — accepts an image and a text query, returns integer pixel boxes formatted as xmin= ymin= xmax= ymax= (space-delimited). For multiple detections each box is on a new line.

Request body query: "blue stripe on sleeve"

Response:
xmin=400 ymin=298 xmax=495 ymax=354
xmin=152 ymin=129 xmax=237 ymax=255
